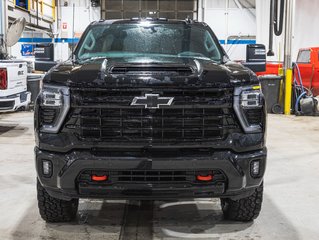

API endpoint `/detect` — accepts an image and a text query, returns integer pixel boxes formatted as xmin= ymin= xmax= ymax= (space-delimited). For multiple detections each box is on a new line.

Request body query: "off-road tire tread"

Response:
xmin=37 ymin=179 xmax=78 ymax=222
xmin=221 ymin=183 xmax=263 ymax=221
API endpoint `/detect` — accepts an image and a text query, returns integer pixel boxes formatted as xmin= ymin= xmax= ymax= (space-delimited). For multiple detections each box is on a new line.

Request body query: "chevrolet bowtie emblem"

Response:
xmin=131 ymin=94 xmax=174 ymax=109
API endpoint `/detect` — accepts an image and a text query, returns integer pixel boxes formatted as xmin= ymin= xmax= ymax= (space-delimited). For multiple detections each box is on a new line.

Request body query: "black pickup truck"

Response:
xmin=35 ymin=18 xmax=267 ymax=223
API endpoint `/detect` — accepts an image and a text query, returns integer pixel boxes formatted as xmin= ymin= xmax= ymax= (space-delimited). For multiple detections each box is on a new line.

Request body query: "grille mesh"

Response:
xmin=0 ymin=101 xmax=14 ymax=109
xmin=40 ymin=108 xmax=59 ymax=125
xmin=244 ymin=108 xmax=263 ymax=125
xmin=68 ymin=88 xmax=238 ymax=142
xmin=79 ymin=108 xmax=224 ymax=141
xmin=78 ymin=169 xmax=226 ymax=184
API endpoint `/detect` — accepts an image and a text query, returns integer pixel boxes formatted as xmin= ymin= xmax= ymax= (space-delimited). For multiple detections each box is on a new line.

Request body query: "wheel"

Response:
xmin=221 ymin=183 xmax=263 ymax=221
xmin=271 ymin=104 xmax=283 ymax=114
xmin=37 ymin=179 xmax=79 ymax=222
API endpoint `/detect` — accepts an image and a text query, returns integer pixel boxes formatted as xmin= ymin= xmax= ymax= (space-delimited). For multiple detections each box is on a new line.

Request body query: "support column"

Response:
xmin=283 ymin=0 xmax=294 ymax=115
xmin=0 ymin=0 xmax=6 ymax=57
xmin=0 ymin=0 xmax=5 ymax=41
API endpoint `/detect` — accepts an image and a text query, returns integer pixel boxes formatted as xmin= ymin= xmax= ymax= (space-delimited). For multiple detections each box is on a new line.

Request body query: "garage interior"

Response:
xmin=1 ymin=0 xmax=319 ymax=240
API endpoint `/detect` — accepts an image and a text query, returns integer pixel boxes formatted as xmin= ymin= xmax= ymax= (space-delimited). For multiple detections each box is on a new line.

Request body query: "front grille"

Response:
xmin=78 ymin=169 xmax=226 ymax=184
xmin=68 ymin=88 xmax=239 ymax=143
xmin=244 ymin=108 xmax=263 ymax=125
xmin=118 ymin=170 xmax=187 ymax=182
xmin=79 ymin=108 xmax=223 ymax=140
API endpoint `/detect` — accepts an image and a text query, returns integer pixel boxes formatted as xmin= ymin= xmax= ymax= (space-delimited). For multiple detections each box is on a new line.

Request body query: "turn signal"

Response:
xmin=91 ymin=175 xmax=108 ymax=181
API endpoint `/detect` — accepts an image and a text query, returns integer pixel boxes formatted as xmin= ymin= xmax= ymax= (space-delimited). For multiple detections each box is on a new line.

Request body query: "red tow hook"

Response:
xmin=196 ymin=174 xmax=213 ymax=182
xmin=91 ymin=175 xmax=108 ymax=181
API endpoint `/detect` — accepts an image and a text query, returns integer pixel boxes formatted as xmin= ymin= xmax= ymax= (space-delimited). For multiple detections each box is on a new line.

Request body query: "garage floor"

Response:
xmin=0 ymin=112 xmax=318 ymax=240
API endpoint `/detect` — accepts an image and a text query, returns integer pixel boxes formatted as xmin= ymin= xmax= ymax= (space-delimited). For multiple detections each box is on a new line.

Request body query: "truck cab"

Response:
xmin=295 ymin=47 xmax=319 ymax=96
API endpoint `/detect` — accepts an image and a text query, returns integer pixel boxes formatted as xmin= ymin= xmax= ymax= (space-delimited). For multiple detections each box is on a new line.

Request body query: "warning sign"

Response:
xmin=62 ymin=22 xmax=68 ymax=30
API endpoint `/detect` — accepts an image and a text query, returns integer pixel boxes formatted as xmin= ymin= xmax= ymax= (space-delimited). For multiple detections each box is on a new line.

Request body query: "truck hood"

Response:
xmin=44 ymin=57 xmax=258 ymax=88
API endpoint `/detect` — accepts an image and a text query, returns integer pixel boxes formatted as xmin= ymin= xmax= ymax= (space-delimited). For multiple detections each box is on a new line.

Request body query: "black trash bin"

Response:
xmin=27 ymin=74 xmax=44 ymax=105
xmin=259 ymin=75 xmax=283 ymax=113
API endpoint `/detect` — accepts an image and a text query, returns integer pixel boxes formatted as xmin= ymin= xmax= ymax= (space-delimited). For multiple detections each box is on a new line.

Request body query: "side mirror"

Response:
xmin=242 ymin=44 xmax=266 ymax=73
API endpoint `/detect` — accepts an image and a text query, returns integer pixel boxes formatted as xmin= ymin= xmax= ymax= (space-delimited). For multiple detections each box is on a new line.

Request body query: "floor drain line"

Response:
xmin=119 ymin=200 xmax=154 ymax=240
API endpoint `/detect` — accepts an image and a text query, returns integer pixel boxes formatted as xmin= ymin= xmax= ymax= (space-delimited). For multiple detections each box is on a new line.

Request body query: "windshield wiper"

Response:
xmin=80 ymin=56 xmax=108 ymax=63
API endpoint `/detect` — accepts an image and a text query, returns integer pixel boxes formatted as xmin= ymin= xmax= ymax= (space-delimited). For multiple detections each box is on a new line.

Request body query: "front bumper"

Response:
xmin=36 ymin=147 xmax=267 ymax=200
xmin=0 ymin=91 xmax=31 ymax=112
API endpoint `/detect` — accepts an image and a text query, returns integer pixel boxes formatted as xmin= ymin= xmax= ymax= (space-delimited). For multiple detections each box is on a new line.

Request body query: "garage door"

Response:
xmin=101 ymin=0 xmax=198 ymax=20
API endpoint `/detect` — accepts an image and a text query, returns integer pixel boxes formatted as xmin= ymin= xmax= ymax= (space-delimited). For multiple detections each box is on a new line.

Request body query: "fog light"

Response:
xmin=251 ymin=160 xmax=260 ymax=177
xmin=42 ymin=160 xmax=52 ymax=177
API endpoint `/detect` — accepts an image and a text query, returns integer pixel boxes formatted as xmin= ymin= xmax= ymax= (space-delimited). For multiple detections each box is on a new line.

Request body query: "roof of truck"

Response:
xmin=90 ymin=18 xmax=207 ymax=27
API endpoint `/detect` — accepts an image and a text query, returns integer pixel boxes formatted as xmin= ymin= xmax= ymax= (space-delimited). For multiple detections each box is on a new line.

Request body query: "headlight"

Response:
xmin=234 ymin=85 xmax=265 ymax=133
xmin=241 ymin=90 xmax=261 ymax=108
xmin=42 ymin=89 xmax=63 ymax=107
xmin=38 ymin=84 xmax=70 ymax=133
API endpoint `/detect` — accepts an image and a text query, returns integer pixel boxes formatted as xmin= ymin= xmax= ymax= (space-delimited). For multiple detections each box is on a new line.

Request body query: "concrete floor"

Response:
xmin=0 ymin=112 xmax=319 ymax=240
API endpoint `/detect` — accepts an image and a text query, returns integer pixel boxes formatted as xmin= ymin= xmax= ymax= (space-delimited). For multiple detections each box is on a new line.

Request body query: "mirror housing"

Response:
xmin=242 ymin=44 xmax=266 ymax=73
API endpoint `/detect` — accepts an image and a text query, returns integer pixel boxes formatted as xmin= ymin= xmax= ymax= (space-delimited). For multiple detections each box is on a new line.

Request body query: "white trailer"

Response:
xmin=0 ymin=60 xmax=30 ymax=112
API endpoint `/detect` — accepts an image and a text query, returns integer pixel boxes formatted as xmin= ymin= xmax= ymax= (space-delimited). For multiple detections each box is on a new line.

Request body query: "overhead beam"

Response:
xmin=234 ymin=0 xmax=243 ymax=9
xmin=239 ymin=0 xmax=256 ymax=18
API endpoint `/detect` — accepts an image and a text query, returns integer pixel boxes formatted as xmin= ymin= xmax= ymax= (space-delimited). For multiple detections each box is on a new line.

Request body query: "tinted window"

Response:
xmin=297 ymin=50 xmax=311 ymax=63
xmin=77 ymin=23 xmax=222 ymax=62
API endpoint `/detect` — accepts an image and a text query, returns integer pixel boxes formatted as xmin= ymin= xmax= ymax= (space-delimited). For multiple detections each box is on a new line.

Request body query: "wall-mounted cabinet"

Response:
xmin=6 ymin=0 xmax=56 ymax=30
xmin=28 ymin=0 xmax=55 ymax=22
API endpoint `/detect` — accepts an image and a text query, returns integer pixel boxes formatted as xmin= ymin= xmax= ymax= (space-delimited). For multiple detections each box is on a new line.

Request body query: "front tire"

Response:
xmin=37 ymin=179 xmax=79 ymax=222
xmin=221 ymin=183 xmax=263 ymax=221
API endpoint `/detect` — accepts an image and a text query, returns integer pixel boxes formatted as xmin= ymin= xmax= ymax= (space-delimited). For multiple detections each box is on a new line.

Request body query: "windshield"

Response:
xmin=76 ymin=23 xmax=223 ymax=62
